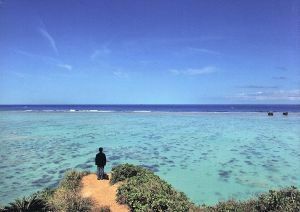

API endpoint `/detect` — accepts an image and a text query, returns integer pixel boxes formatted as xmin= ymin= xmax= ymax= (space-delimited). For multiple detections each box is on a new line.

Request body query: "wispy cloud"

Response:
xmin=238 ymin=85 xmax=279 ymax=89
xmin=272 ymin=76 xmax=287 ymax=80
xmin=275 ymin=66 xmax=288 ymax=71
xmin=170 ymin=66 xmax=217 ymax=76
xmin=15 ymin=49 xmax=60 ymax=64
xmin=231 ymin=89 xmax=300 ymax=101
xmin=188 ymin=47 xmax=221 ymax=55
xmin=10 ymin=71 xmax=26 ymax=79
xmin=57 ymin=64 xmax=72 ymax=70
xmin=113 ymin=71 xmax=129 ymax=79
xmin=15 ymin=49 xmax=72 ymax=71
xmin=90 ymin=47 xmax=111 ymax=60
xmin=38 ymin=27 xmax=58 ymax=55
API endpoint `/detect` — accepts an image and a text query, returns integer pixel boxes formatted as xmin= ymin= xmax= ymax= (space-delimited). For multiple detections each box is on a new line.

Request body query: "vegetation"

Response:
xmin=48 ymin=170 xmax=93 ymax=212
xmin=192 ymin=186 xmax=300 ymax=212
xmin=0 ymin=195 xmax=48 ymax=212
xmin=110 ymin=163 xmax=152 ymax=184
xmin=94 ymin=205 xmax=111 ymax=212
xmin=111 ymin=164 xmax=300 ymax=212
xmin=1 ymin=164 xmax=299 ymax=212
xmin=1 ymin=170 xmax=93 ymax=212
xmin=111 ymin=164 xmax=193 ymax=211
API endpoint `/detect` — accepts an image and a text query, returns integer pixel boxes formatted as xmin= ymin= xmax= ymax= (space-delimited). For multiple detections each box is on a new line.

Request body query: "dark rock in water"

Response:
xmin=53 ymin=159 xmax=62 ymax=164
xmin=230 ymin=148 xmax=238 ymax=152
xmin=218 ymin=170 xmax=232 ymax=179
xmin=166 ymin=160 xmax=174 ymax=164
xmin=215 ymin=192 xmax=222 ymax=196
xmin=108 ymin=155 xmax=121 ymax=160
xmin=244 ymin=160 xmax=254 ymax=166
xmin=86 ymin=157 xmax=94 ymax=163
xmin=47 ymin=170 xmax=56 ymax=174
xmin=12 ymin=181 xmax=21 ymax=185
xmin=59 ymin=169 xmax=69 ymax=174
xmin=283 ymin=112 xmax=288 ymax=116
xmin=49 ymin=181 xmax=59 ymax=188
xmin=32 ymin=176 xmax=53 ymax=186
xmin=75 ymin=163 xmax=93 ymax=169
xmin=228 ymin=158 xmax=237 ymax=164
xmin=141 ymin=164 xmax=160 ymax=172
xmin=112 ymin=162 xmax=120 ymax=166
xmin=268 ymin=112 xmax=273 ymax=116
xmin=291 ymin=176 xmax=297 ymax=180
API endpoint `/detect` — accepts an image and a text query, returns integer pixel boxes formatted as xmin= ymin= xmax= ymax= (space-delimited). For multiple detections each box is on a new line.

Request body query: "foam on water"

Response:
xmin=0 ymin=111 xmax=299 ymax=205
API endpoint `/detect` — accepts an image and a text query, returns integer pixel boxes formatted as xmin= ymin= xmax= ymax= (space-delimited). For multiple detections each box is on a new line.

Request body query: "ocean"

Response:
xmin=0 ymin=104 xmax=299 ymax=205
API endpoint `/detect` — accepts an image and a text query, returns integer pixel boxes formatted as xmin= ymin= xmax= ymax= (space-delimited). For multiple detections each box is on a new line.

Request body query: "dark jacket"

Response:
xmin=95 ymin=152 xmax=106 ymax=167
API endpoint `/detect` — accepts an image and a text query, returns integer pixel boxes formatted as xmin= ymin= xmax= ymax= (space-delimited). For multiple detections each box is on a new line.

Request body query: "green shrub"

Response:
xmin=48 ymin=187 xmax=93 ymax=212
xmin=0 ymin=194 xmax=48 ymax=212
xmin=199 ymin=186 xmax=300 ymax=212
xmin=113 ymin=164 xmax=192 ymax=212
xmin=255 ymin=186 xmax=300 ymax=212
xmin=2 ymin=164 xmax=300 ymax=212
xmin=34 ymin=187 xmax=56 ymax=202
xmin=59 ymin=170 xmax=89 ymax=190
xmin=110 ymin=163 xmax=151 ymax=185
xmin=48 ymin=170 xmax=93 ymax=211
xmin=94 ymin=205 xmax=111 ymax=212
xmin=1 ymin=170 xmax=92 ymax=212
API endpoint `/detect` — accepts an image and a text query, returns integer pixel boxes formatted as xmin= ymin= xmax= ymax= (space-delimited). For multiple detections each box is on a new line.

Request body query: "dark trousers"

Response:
xmin=97 ymin=166 xmax=104 ymax=179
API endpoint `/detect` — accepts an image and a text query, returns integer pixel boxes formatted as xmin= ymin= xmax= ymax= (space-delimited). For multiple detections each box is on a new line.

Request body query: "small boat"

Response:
xmin=268 ymin=112 xmax=273 ymax=116
xmin=283 ymin=112 xmax=288 ymax=116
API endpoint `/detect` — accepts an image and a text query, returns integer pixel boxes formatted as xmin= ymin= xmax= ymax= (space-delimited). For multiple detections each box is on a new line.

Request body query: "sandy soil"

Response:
xmin=81 ymin=174 xmax=129 ymax=212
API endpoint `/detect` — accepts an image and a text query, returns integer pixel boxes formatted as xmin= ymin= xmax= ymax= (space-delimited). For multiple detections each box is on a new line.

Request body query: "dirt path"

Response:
xmin=81 ymin=174 xmax=129 ymax=212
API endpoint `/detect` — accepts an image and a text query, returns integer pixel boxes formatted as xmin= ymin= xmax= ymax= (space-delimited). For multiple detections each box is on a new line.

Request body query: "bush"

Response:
xmin=34 ymin=188 xmax=56 ymax=202
xmin=48 ymin=187 xmax=93 ymax=212
xmin=93 ymin=205 xmax=111 ymax=212
xmin=2 ymin=164 xmax=299 ymax=212
xmin=1 ymin=170 xmax=92 ymax=212
xmin=112 ymin=164 xmax=192 ymax=212
xmin=0 ymin=194 xmax=49 ymax=212
xmin=255 ymin=186 xmax=300 ymax=212
xmin=59 ymin=170 xmax=89 ymax=191
xmin=110 ymin=163 xmax=151 ymax=185
xmin=48 ymin=170 xmax=93 ymax=212
xmin=199 ymin=186 xmax=300 ymax=212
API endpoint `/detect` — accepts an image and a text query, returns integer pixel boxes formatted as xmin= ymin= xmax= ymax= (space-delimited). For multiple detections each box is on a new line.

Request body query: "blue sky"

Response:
xmin=0 ymin=0 xmax=299 ymax=104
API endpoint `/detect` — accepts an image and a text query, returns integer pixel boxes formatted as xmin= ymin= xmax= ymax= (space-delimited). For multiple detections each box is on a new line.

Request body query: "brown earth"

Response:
xmin=81 ymin=173 xmax=129 ymax=212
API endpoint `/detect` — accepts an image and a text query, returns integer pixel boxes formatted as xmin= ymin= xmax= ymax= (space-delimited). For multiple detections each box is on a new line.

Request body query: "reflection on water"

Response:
xmin=0 ymin=112 xmax=299 ymax=205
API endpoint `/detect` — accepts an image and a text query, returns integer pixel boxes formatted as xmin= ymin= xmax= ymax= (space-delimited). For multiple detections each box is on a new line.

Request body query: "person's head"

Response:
xmin=99 ymin=147 xmax=103 ymax=152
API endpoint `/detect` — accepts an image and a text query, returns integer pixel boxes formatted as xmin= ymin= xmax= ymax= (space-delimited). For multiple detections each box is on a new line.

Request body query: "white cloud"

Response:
xmin=90 ymin=47 xmax=111 ymax=60
xmin=113 ymin=71 xmax=128 ymax=79
xmin=15 ymin=49 xmax=59 ymax=64
xmin=238 ymin=85 xmax=278 ymax=89
xmin=15 ymin=49 xmax=73 ymax=71
xmin=170 ymin=66 xmax=217 ymax=76
xmin=57 ymin=64 xmax=72 ymax=70
xmin=188 ymin=47 xmax=221 ymax=55
xmin=38 ymin=27 xmax=58 ymax=55
xmin=232 ymin=89 xmax=300 ymax=101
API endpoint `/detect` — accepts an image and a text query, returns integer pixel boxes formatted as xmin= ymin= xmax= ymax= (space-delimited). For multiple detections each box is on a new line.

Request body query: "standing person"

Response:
xmin=95 ymin=147 xmax=106 ymax=180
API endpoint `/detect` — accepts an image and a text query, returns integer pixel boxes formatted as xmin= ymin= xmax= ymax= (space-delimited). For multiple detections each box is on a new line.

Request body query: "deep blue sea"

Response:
xmin=0 ymin=104 xmax=299 ymax=112
xmin=0 ymin=104 xmax=299 ymax=205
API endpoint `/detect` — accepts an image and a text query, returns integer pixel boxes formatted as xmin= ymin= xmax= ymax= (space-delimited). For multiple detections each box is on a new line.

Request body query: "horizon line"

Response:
xmin=0 ymin=103 xmax=299 ymax=106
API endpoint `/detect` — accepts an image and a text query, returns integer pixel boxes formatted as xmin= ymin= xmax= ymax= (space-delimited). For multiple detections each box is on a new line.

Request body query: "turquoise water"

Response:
xmin=0 ymin=111 xmax=299 ymax=205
